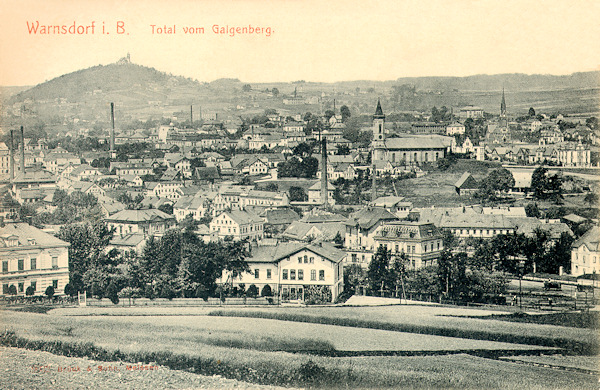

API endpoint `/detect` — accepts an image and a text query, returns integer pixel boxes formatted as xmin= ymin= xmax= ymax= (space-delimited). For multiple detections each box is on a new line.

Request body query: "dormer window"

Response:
xmin=27 ymin=238 xmax=37 ymax=245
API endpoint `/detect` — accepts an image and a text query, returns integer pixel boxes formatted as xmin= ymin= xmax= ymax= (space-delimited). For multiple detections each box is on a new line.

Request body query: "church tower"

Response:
xmin=372 ymin=99 xmax=386 ymax=149
xmin=499 ymin=88 xmax=508 ymax=129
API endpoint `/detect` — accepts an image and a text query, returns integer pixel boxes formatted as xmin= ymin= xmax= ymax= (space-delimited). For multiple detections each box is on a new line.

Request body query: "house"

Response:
xmin=194 ymin=166 xmax=221 ymax=183
xmin=344 ymin=207 xmax=399 ymax=251
xmin=239 ymin=190 xmax=289 ymax=209
xmin=262 ymin=207 xmax=300 ymax=233
xmin=282 ymin=220 xmax=345 ymax=242
xmin=107 ymin=233 xmax=146 ymax=254
xmin=209 ymin=210 xmax=265 ymax=241
xmin=446 ymin=122 xmax=466 ymax=135
xmin=0 ymin=222 xmax=70 ymax=297
xmin=173 ymin=196 xmax=208 ymax=222
xmin=372 ymin=221 xmax=444 ymax=270
xmin=218 ymin=241 xmax=345 ymax=302
xmin=454 ymin=172 xmax=479 ymax=196
xmin=105 ymin=209 xmax=176 ymax=237
xmin=65 ymin=164 xmax=101 ymax=181
xmin=307 ymin=181 xmax=335 ymax=205
xmin=144 ymin=181 xmax=183 ymax=200
xmin=371 ymin=196 xmax=413 ymax=217
xmin=111 ymin=162 xmax=154 ymax=178
xmin=571 ymin=226 xmax=600 ymax=276
xmin=67 ymin=181 xmax=106 ymax=198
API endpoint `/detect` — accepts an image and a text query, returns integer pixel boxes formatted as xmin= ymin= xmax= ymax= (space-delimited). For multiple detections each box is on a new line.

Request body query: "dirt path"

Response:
xmin=0 ymin=347 xmax=289 ymax=390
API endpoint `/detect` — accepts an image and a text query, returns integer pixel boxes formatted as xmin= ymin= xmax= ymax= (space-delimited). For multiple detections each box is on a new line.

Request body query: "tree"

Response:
xmin=8 ymin=284 xmax=17 ymax=296
xmin=242 ymin=84 xmax=252 ymax=92
xmin=525 ymin=203 xmax=541 ymax=218
xmin=531 ymin=166 xmax=562 ymax=202
xmin=64 ymin=283 xmax=75 ymax=297
xmin=271 ymin=87 xmax=279 ymax=97
xmin=368 ymin=246 xmax=391 ymax=294
xmin=584 ymin=192 xmax=598 ymax=206
xmin=263 ymin=183 xmax=278 ymax=192
xmin=293 ymin=142 xmax=313 ymax=158
xmin=336 ymin=145 xmax=350 ymax=155
xmin=324 ymin=109 xmax=335 ymax=121
xmin=476 ymin=168 xmax=515 ymax=200
xmin=289 ymin=186 xmax=307 ymax=202
xmin=158 ymin=203 xmax=173 ymax=215
xmin=528 ymin=107 xmax=536 ymax=117
xmin=106 ymin=280 xmax=120 ymax=304
xmin=340 ymin=105 xmax=351 ymax=122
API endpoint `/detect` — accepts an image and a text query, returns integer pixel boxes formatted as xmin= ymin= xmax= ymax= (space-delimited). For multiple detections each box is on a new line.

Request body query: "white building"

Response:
xmin=571 ymin=226 xmax=599 ymax=276
xmin=1 ymin=222 xmax=70 ymax=297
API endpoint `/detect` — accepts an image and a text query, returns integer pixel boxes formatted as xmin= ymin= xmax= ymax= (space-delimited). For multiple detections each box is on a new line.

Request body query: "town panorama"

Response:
xmin=0 ymin=56 xmax=598 ymax=388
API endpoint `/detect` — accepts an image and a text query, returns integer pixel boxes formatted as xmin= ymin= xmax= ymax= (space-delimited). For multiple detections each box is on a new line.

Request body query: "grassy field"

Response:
xmin=1 ymin=306 xmax=598 ymax=388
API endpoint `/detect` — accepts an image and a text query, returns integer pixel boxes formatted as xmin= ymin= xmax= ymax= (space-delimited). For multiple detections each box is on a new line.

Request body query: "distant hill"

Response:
xmin=8 ymin=62 xmax=206 ymax=105
xmin=393 ymin=72 xmax=600 ymax=92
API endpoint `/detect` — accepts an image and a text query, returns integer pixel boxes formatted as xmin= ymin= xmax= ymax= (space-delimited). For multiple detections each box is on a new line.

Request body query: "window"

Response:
xmin=18 ymin=259 xmax=24 ymax=271
xmin=30 ymin=281 xmax=36 ymax=291
xmin=395 ymin=244 xmax=399 ymax=252
xmin=52 ymin=257 xmax=58 ymax=269
xmin=18 ymin=282 xmax=24 ymax=293
xmin=2 ymin=284 xmax=8 ymax=294
xmin=319 ymin=270 xmax=325 ymax=281
xmin=298 ymin=256 xmax=302 ymax=264
xmin=254 ymin=269 xmax=260 ymax=279
xmin=52 ymin=280 xmax=58 ymax=289
xmin=310 ymin=257 xmax=314 ymax=264
xmin=311 ymin=270 xmax=316 ymax=281
xmin=290 ymin=270 xmax=296 ymax=280
xmin=2 ymin=261 xmax=7 ymax=273
xmin=282 ymin=270 xmax=288 ymax=280
xmin=266 ymin=269 xmax=272 ymax=279
xmin=304 ymin=255 xmax=308 ymax=264
xmin=298 ymin=270 xmax=304 ymax=280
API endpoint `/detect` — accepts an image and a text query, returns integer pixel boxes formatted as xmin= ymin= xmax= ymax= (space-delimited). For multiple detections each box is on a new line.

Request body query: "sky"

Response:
xmin=0 ymin=0 xmax=599 ymax=86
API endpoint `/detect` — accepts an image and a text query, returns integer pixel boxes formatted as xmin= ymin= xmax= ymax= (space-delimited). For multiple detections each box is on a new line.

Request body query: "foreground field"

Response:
xmin=1 ymin=306 xmax=598 ymax=389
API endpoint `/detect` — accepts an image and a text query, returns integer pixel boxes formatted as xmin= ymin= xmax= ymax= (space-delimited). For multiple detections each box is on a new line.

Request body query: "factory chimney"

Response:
xmin=20 ymin=126 xmax=25 ymax=174
xmin=110 ymin=102 xmax=115 ymax=152
xmin=190 ymin=105 xmax=193 ymax=128
xmin=320 ymin=137 xmax=328 ymax=207
xmin=9 ymin=130 xmax=14 ymax=181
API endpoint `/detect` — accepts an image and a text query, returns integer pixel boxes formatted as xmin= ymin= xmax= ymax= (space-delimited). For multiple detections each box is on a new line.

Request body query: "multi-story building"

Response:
xmin=218 ymin=241 xmax=345 ymax=302
xmin=209 ymin=210 xmax=264 ymax=241
xmin=105 ymin=209 xmax=176 ymax=237
xmin=0 ymin=222 xmax=70 ymax=297
xmin=373 ymin=221 xmax=444 ymax=269
xmin=571 ymin=226 xmax=599 ymax=276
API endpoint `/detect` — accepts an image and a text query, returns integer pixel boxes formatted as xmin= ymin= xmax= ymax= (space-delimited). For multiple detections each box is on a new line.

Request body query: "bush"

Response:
xmin=304 ymin=286 xmax=332 ymax=305
xmin=246 ymin=284 xmax=259 ymax=298
xmin=195 ymin=285 xmax=209 ymax=301
xmin=261 ymin=284 xmax=273 ymax=297
xmin=25 ymin=286 xmax=35 ymax=296
xmin=91 ymin=282 xmax=104 ymax=300
xmin=64 ymin=283 xmax=74 ymax=297
xmin=44 ymin=286 xmax=55 ymax=298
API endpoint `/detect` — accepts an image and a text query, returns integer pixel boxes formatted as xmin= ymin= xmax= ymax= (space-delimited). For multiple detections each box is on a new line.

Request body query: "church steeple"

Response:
xmin=500 ymin=88 xmax=506 ymax=117
xmin=372 ymin=99 xmax=386 ymax=147
xmin=374 ymin=98 xmax=385 ymax=119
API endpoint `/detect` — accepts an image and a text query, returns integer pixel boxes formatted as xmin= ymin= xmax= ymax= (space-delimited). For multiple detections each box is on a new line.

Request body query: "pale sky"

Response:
xmin=1 ymin=0 xmax=599 ymax=86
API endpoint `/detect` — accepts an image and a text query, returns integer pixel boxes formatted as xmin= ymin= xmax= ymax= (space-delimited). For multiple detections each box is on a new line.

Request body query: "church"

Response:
xmin=486 ymin=89 xmax=512 ymax=144
xmin=371 ymin=100 xmax=452 ymax=166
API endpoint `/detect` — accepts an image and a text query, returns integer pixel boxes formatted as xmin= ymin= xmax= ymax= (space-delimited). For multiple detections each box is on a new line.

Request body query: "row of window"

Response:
xmin=2 ymin=257 xmax=58 ymax=273
xmin=454 ymin=229 xmax=510 ymax=236
xmin=2 ymin=279 xmax=57 ymax=294
xmin=254 ymin=268 xmax=272 ymax=279
xmin=282 ymin=269 xmax=325 ymax=281
xmin=575 ymin=254 xmax=598 ymax=264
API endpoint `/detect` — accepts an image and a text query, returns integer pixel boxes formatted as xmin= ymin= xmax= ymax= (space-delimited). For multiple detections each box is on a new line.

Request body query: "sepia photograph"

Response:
xmin=0 ymin=0 xmax=599 ymax=388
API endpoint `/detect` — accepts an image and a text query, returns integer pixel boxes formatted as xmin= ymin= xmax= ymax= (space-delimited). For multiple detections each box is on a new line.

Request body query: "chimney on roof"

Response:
xmin=9 ymin=130 xmax=14 ymax=181
xmin=20 ymin=126 xmax=25 ymax=174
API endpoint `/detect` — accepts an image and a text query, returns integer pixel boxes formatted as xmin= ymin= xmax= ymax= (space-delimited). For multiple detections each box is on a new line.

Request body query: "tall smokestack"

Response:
xmin=190 ymin=105 xmax=193 ymax=128
xmin=20 ymin=126 xmax=25 ymax=174
xmin=321 ymin=137 xmax=328 ymax=206
xmin=110 ymin=102 xmax=115 ymax=151
xmin=371 ymin=150 xmax=377 ymax=203
xmin=9 ymin=130 xmax=14 ymax=181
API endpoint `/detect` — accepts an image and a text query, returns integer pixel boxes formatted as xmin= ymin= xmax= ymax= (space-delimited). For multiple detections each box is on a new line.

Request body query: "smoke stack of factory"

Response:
xmin=9 ymin=130 xmax=14 ymax=181
xmin=110 ymin=102 xmax=115 ymax=152
xmin=20 ymin=126 xmax=25 ymax=174
xmin=320 ymin=137 xmax=328 ymax=206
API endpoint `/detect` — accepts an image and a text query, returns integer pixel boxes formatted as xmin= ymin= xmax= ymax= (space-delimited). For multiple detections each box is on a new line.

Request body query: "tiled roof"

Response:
xmin=247 ymin=241 xmax=345 ymax=264
xmin=572 ymin=226 xmax=599 ymax=251
xmin=0 ymin=222 xmax=69 ymax=248
xmin=105 ymin=209 xmax=175 ymax=223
